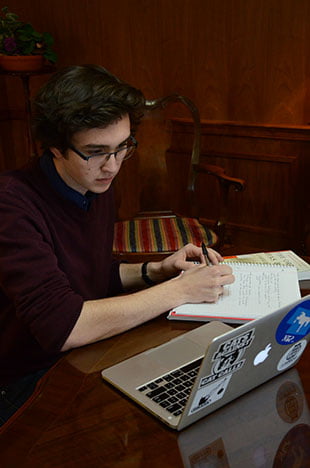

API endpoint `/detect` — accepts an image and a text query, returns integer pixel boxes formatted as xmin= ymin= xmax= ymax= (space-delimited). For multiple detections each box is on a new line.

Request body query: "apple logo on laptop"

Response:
xmin=254 ymin=343 xmax=272 ymax=366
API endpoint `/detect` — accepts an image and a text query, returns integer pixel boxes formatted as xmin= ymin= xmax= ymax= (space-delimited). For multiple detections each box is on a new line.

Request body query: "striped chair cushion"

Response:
xmin=113 ymin=216 xmax=218 ymax=253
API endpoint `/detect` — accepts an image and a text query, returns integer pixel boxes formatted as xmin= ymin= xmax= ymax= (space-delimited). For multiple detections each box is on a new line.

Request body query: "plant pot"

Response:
xmin=0 ymin=55 xmax=44 ymax=72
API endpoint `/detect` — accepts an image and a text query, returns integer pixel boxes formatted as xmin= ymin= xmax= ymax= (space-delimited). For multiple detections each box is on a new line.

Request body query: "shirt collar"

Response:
xmin=40 ymin=150 xmax=97 ymax=211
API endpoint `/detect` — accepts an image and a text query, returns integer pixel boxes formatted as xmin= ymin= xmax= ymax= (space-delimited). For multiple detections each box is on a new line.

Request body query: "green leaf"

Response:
xmin=18 ymin=23 xmax=35 ymax=36
xmin=44 ymin=49 xmax=57 ymax=63
xmin=32 ymin=31 xmax=42 ymax=40
xmin=22 ymin=46 xmax=32 ymax=54
xmin=6 ymin=13 xmax=19 ymax=22
xmin=42 ymin=32 xmax=53 ymax=46
xmin=18 ymin=34 xmax=32 ymax=41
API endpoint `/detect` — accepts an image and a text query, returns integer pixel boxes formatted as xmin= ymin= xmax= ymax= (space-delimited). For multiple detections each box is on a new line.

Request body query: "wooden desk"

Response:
xmin=1 ymin=312 xmax=309 ymax=467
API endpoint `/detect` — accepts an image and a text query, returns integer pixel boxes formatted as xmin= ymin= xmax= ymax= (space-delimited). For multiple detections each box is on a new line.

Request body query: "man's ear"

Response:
xmin=50 ymin=147 xmax=63 ymax=159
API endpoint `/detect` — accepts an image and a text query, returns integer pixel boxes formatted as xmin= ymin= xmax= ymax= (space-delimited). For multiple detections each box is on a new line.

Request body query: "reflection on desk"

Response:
xmin=178 ymin=368 xmax=310 ymax=467
xmin=0 ymin=314 xmax=309 ymax=467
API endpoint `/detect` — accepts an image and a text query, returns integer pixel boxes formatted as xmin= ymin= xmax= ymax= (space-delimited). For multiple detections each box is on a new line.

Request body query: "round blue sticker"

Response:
xmin=276 ymin=299 xmax=310 ymax=345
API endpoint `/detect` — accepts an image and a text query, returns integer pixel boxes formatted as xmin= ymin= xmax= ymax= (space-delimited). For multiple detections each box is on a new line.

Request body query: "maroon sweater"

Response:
xmin=0 ymin=159 xmax=123 ymax=385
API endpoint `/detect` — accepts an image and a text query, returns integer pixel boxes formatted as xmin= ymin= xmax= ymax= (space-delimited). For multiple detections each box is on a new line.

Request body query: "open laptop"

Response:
xmin=101 ymin=295 xmax=310 ymax=430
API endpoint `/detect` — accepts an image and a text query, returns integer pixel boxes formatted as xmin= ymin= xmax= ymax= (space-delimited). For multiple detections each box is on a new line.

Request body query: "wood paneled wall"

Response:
xmin=166 ymin=119 xmax=310 ymax=254
xmin=2 ymin=0 xmax=310 ymax=123
xmin=1 ymin=0 xmax=309 ymax=252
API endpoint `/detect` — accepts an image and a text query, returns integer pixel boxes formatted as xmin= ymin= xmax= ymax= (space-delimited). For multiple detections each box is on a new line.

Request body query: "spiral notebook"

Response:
xmin=168 ymin=263 xmax=301 ymax=324
xmin=224 ymin=250 xmax=310 ymax=289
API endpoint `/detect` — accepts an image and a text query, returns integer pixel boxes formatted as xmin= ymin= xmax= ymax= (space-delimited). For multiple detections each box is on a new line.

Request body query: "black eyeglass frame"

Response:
xmin=69 ymin=135 xmax=138 ymax=162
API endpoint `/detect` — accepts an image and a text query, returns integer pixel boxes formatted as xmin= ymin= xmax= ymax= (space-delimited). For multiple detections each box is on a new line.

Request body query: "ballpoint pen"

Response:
xmin=201 ymin=242 xmax=212 ymax=266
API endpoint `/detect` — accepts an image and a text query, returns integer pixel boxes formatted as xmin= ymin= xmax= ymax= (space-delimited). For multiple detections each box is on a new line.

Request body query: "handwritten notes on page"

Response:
xmin=168 ymin=263 xmax=301 ymax=324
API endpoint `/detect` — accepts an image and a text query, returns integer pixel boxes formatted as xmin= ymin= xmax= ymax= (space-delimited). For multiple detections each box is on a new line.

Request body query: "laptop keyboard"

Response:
xmin=136 ymin=358 xmax=203 ymax=417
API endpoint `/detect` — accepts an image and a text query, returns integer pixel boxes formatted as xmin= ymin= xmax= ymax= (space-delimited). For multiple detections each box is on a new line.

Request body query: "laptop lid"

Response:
xmin=178 ymin=295 xmax=310 ymax=429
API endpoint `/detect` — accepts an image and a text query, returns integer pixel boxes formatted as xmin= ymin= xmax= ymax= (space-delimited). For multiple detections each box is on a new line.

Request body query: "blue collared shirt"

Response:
xmin=40 ymin=151 xmax=96 ymax=211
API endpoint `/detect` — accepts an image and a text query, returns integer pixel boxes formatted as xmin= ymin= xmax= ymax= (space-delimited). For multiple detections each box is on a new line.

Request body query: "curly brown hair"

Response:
xmin=32 ymin=64 xmax=145 ymax=151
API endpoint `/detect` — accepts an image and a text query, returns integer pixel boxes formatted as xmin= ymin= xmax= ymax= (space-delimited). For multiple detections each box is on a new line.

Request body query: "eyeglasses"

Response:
xmin=69 ymin=135 xmax=138 ymax=163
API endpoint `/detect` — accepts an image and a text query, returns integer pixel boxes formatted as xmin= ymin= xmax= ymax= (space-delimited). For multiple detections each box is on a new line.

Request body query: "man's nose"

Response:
xmin=100 ymin=153 xmax=120 ymax=171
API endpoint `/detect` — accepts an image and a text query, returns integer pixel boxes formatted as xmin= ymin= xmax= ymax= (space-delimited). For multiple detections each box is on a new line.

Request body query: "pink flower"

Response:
xmin=4 ymin=37 xmax=18 ymax=53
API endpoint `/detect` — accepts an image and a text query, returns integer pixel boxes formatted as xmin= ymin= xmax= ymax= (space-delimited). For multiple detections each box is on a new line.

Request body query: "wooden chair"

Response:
xmin=113 ymin=94 xmax=245 ymax=261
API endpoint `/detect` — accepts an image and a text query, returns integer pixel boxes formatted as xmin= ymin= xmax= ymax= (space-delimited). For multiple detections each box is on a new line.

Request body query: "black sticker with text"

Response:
xmin=200 ymin=329 xmax=255 ymax=387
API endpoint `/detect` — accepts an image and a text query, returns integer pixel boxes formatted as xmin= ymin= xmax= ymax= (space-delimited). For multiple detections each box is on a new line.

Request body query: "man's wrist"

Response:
xmin=141 ymin=262 xmax=156 ymax=286
xmin=143 ymin=261 xmax=170 ymax=284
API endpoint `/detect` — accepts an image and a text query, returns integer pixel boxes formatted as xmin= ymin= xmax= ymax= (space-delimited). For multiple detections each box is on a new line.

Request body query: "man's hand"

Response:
xmin=175 ymin=262 xmax=234 ymax=303
xmin=147 ymin=243 xmax=223 ymax=282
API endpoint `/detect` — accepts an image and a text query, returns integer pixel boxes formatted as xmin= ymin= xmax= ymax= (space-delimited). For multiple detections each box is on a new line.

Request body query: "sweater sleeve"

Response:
xmin=107 ymin=258 xmax=124 ymax=297
xmin=0 ymin=186 xmax=84 ymax=354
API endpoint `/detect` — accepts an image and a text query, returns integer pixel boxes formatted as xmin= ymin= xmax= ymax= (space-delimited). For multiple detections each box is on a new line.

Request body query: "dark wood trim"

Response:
xmin=172 ymin=118 xmax=310 ymax=141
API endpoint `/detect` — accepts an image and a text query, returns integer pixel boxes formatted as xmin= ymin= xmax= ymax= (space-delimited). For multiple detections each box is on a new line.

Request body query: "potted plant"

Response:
xmin=0 ymin=6 xmax=57 ymax=71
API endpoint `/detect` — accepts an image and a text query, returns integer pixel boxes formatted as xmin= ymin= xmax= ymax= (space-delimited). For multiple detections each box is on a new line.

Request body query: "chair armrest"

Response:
xmin=193 ymin=163 xmax=245 ymax=192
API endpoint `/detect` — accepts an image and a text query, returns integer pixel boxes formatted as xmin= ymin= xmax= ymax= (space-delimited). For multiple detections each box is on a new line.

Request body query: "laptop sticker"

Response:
xmin=277 ymin=340 xmax=307 ymax=371
xmin=189 ymin=329 xmax=256 ymax=415
xmin=199 ymin=328 xmax=255 ymax=387
xmin=276 ymin=300 xmax=310 ymax=345
xmin=189 ymin=375 xmax=232 ymax=415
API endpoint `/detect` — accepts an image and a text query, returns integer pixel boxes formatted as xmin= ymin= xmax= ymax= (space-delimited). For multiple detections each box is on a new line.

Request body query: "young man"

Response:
xmin=0 ymin=65 xmax=234 ymax=425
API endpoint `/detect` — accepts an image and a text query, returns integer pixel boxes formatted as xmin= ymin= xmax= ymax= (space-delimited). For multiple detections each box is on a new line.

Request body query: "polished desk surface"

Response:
xmin=1 ymin=309 xmax=310 ymax=467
